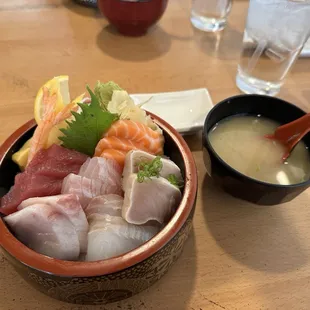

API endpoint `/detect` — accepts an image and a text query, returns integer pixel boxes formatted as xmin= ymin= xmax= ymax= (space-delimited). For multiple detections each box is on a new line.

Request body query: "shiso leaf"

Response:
xmin=59 ymin=86 xmax=118 ymax=156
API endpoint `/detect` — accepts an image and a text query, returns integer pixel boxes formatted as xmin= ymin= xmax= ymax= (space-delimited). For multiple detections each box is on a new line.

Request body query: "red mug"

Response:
xmin=98 ymin=0 xmax=169 ymax=36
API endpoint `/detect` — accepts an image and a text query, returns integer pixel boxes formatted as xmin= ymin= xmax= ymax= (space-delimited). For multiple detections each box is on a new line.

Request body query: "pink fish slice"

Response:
xmin=265 ymin=113 xmax=310 ymax=161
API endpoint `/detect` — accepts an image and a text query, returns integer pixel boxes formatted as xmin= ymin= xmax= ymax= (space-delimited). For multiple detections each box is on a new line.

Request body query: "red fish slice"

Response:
xmin=265 ymin=113 xmax=310 ymax=161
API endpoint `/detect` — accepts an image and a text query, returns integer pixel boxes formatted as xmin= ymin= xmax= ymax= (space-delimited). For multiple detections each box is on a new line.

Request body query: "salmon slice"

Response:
xmin=94 ymin=120 xmax=164 ymax=166
xmin=99 ymin=149 xmax=127 ymax=167
xmin=104 ymin=120 xmax=164 ymax=152
xmin=95 ymin=137 xmax=151 ymax=154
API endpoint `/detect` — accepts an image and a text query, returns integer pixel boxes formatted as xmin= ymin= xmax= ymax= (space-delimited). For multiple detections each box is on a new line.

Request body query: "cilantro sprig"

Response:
xmin=59 ymin=86 xmax=118 ymax=156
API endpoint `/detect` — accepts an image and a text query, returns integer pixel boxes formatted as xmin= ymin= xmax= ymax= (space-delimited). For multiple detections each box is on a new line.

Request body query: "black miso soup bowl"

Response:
xmin=202 ymin=94 xmax=310 ymax=205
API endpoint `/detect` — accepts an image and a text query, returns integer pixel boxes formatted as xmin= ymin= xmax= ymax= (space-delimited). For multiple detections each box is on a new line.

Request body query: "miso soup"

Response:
xmin=208 ymin=115 xmax=310 ymax=185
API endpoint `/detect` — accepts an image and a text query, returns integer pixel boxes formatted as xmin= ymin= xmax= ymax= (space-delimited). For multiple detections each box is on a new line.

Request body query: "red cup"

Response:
xmin=98 ymin=0 xmax=169 ymax=36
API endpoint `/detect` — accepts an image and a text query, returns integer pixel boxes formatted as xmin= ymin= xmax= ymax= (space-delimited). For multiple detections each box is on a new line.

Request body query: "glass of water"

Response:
xmin=191 ymin=0 xmax=232 ymax=32
xmin=236 ymin=0 xmax=310 ymax=96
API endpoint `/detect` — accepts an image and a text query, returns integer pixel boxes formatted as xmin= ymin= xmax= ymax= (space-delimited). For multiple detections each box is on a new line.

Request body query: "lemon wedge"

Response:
xmin=34 ymin=75 xmax=71 ymax=124
xmin=13 ymin=91 xmax=86 ymax=169
xmin=12 ymin=138 xmax=32 ymax=170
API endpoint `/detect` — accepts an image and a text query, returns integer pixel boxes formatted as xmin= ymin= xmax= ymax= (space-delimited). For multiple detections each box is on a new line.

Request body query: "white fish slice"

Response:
xmin=85 ymin=195 xmax=160 ymax=262
xmin=61 ymin=174 xmax=123 ymax=209
xmin=4 ymin=204 xmax=80 ymax=260
xmin=122 ymin=150 xmax=183 ymax=189
xmin=79 ymin=157 xmax=122 ymax=191
xmin=85 ymin=194 xmax=123 ymax=217
xmin=18 ymin=194 xmax=88 ymax=253
xmin=122 ymin=174 xmax=182 ymax=225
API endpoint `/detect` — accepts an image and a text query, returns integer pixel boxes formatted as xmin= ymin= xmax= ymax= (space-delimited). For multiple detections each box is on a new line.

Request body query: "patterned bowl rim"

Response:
xmin=0 ymin=112 xmax=197 ymax=277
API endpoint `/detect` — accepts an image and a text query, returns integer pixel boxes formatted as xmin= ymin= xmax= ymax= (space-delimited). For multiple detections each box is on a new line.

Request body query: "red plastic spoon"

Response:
xmin=265 ymin=113 xmax=310 ymax=161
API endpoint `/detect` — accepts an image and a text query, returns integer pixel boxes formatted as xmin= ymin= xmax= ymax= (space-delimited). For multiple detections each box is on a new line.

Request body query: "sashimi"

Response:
xmin=98 ymin=149 xmax=127 ymax=167
xmin=85 ymin=195 xmax=160 ymax=261
xmin=78 ymin=157 xmax=122 ymax=190
xmin=122 ymin=150 xmax=183 ymax=189
xmin=27 ymin=144 xmax=88 ymax=169
xmin=4 ymin=204 xmax=80 ymax=260
xmin=122 ymin=174 xmax=182 ymax=225
xmin=96 ymin=137 xmax=150 ymax=153
xmin=94 ymin=120 xmax=164 ymax=167
xmin=61 ymin=174 xmax=123 ymax=208
xmin=28 ymin=159 xmax=82 ymax=179
xmin=1 ymin=173 xmax=62 ymax=215
xmin=0 ymin=144 xmax=88 ymax=215
xmin=85 ymin=194 xmax=123 ymax=217
xmin=18 ymin=194 xmax=88 ymax=253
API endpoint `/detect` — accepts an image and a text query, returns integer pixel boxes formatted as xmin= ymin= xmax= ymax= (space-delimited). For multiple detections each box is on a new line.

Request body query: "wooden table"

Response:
xmin=1 ymin=1 xmax=310 ymax=309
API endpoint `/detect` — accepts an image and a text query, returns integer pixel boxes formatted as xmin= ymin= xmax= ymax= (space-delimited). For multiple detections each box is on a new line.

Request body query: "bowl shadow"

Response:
xmin=0 ymin=230 xmax=197 ymax=310
xmin=201 ymin=174 xmax=308 ymax=273
xmin=193 ymin=25 xmax=243 ymax=61
xmin=96 ymin=24 xmax=172 ymax=62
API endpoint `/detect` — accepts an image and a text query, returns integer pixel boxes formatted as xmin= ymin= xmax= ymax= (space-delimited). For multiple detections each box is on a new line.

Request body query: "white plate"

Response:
xmin=131 ymin=88 xmax=213 ymax=134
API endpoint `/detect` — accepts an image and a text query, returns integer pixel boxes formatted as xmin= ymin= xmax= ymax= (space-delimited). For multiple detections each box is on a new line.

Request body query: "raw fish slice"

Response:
xmin=103 ymin=120 xmax=164 ymax=154
xmin=99 ymin=149 xmax=127 ymax=167
xmin=88 ymin=214 xmax=159 ymax=239
xmin=4 ymin=204 xmax=80 ymax=260
xmin=122 ymin=174 xmax=182 ymax=225
xmin=85 ymin=195 xmax=160 ymax=261
xmin=27 ymin=144 xmax=88 ymax=170
xmin=85 ymin=194 xmax=123 ymax=217
xmin=18 ymin=194 xmax=88 ymax=253
xmin=96 ymin=137 xmax=151 ymax=154
xmin=78 ymin=157 xmax=122 ymax=190
xmin=28 ymin=159 xmax=82 ymax=179
xmin=122 ymin=150 xmax=183 ymax=189
xmin=0 ymin=172 xmax=62 ymax=215
xmin=0 ymin=145 xmax=88 ymax=215
xmin=94 ymin=120 xmax=164 ymax=158
xmin=61 ymin=174 xmax=123 ymax=208
xmin=86 ymin=230 xmax=141 ymax=261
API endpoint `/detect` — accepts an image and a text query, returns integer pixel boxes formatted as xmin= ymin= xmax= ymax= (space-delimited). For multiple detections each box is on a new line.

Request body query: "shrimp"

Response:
xmin=27 ymin=89 xmax=81 ymax=165
xmin=28 ymin=88 xmax=57 ymax=164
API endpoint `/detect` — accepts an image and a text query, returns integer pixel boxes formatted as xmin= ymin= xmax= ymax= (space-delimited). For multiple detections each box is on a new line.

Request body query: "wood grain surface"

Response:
xmin=1 ymin=1 xmax=310 ymax=309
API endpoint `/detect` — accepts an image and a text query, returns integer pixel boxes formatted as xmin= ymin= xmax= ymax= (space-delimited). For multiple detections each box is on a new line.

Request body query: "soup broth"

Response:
xmin=208 ymin=115 xmax=310 ymax=185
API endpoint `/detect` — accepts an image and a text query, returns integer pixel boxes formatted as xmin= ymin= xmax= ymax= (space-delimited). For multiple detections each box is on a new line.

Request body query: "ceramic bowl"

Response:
xmin=97 ymin=0 xmax=169 ymax=36
xmin=202 ymin=94 xmax=310 ymax=205
xmin=0 ymin=113 xmax=197 ymax=305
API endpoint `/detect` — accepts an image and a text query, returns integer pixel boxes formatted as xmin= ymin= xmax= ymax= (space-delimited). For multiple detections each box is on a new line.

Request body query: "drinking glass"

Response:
xmin=191 ymin=0 xmax=232 ymax=32
xmin=236 ymin=0 xmax=310 ymax=96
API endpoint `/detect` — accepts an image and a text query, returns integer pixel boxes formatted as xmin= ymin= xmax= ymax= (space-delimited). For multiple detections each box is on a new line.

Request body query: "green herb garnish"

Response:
xmin=167 ymin=174 xmax=184 ymax=189
xmin=167 ymin=174 xmax=179 ymax=187
xmin=94 ymin=81 xmax=123 ymax=110
xmin=59 ymin=86 xmax=118 ymax=156
xmin=137 ymin=156 xmax=163 ymax=183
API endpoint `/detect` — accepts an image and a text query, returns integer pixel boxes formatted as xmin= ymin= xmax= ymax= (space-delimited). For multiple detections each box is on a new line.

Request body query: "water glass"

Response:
xmin=236 ymin=0 xmax=310 ymax=96
xmin=191 ymin=0 xmax=232 ymax=32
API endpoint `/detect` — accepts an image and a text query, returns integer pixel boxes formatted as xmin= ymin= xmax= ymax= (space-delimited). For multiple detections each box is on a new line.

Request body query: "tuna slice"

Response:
xmin=122 ymin=174 xmax=182 ymax=225
xmin=1 ymin=173 xmax=63 ymax=215
xmin=27 ymin=144 xmax=88 ymax=169
xmin=78 ymin=157 xmax=122 ymax=192
xmin=84 ymin=194 xmax=160 ymax=261
xmin=122 ymin=150 xmax=183 ymax=189
xmin=18 ymin=194 xmax=89 ymax=253
xmin=4 ymin=204 xmax=80 ymax=260
xmin=61 ymin=174 xmax=122 ymax=209
xmin=0 ymin=145 xmax=89 ymax=215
